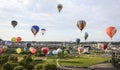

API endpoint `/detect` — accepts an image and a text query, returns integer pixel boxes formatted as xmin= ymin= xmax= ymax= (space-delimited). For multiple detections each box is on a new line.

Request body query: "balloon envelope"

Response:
xmin=16 ymin=48 xmax=22 ymax=54
xmin=101 ymin=43 xmax=108 ymax=50
xmin=41 ymin=28 xmax=46 ymax=35
xmin=77 ymin=20 xmax=86 ymax=31
xmin=17 ymin=37 xmax=22 ymax=42
xmin=27 ymin=42 xmax=31 ymax=49
xmin=5 ymin=41 xmax=12 ymax=46
xmin=31 ymin=48 xmax=37 ymax=54
xmin=11 ymin=37 xmax=16 ymax=42
xmin=76 ymin=38 xmax=80 ymax=45
xmin=57 ymin=48 xmax=62 ymax=53
xmin=52 ymin=50 xmax=58 ymax=55
xmin=63 ymin=50 xmax=69 ymax=55
xmin=83 ymin=32 xmax=88 ymax=41
xmin=0 ymin=48 xmax=4 ymax=54
xmin=41 ymin=47 xmax=49 ymax=55
xmin=11 ymin=20 xmax=17 ymax=28
xmin=31 ymin=25 xmax=39 ymax=36
xmin=57 ymin=4 xmax=63 ymax=13
xmin=106 ymin=26 xmax=117 ymax=39
xmin=78 ymin=47 xmax=84 ymax=54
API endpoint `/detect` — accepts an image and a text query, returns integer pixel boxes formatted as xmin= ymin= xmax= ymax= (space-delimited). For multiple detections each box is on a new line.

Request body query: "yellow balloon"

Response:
xmin=29 ymin=47 xmax=33 ymax=52
xmin=11 ymin=37 xmax=16 ymax=42
xmin=16 ymin=48 xmax=22 ymax=54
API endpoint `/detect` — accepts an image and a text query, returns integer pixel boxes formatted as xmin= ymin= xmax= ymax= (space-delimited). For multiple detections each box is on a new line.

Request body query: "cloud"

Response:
xmin=0 ymin=0 xmax=120 ymax=41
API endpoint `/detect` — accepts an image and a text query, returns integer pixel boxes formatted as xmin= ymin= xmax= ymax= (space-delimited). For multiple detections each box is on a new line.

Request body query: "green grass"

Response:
xmin=58 ymin=55 xmax=111 ymax=67
xmin=16 ymin=54 xmax=111 ymax=67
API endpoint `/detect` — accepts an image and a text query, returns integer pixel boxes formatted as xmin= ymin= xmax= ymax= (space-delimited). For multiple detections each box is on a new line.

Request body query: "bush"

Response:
xmin=19 ymin=54 xmax=32 ymax=68
xmin=0 ymin=54 xmax=9 ymax=65
xmin=43 ymin=64 xmax=57 ymax=70
xmin=3 ymin=62 xmax=19 ymax=70
xmin=14 ymin=65 xmax=24 ymax=70
xmin=8 ymin=55 xmax=18 ymax=62
xmin=26 ymin=64 xmax=34 ymax=70
xmin=34 ymin=64 xmax=43 ymax=70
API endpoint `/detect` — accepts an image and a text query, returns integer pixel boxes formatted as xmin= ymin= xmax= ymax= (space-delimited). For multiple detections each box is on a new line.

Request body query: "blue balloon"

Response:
xmin=76 ymin=38 xmax=80 ymax=45
xmin=5 ymin=41 xmax=12 ymax=47
xmin=26 ymin=42 xmax=31 ymax=49
xmin=31 ymin=25 xmax=39 ymax=36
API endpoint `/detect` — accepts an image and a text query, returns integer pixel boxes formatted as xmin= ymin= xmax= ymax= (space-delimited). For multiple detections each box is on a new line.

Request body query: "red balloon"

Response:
xmin=17 ymin=37 xmax=22 ymax=42
xmin=0 ymin=48 xmax=4 ymax=54
xmin=101 ymin=43 xmax=107 ymax=50
xmin=31 ymin=48 xmax=37 ymax=54
xmin=106 ymin=26 xmax=117 ymax=39
xmin=41 ymin=47 xmax=49 ymax=55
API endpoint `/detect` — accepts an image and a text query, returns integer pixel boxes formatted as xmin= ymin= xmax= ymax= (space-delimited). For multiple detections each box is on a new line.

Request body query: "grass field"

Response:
xmin=58 ymin=54 xmax=111 ymax=67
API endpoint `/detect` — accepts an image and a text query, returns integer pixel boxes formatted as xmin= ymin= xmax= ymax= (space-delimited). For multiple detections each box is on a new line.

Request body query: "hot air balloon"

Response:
xmin=41 ymin=47 xmax=49 ymax=55
xmin=31 ymin=25 xmax=39 ymax=36
xmin=17 ymin=37 xmax=22 ymax=43
xmin=16 ymin=48 xmax=22 ymax=54
xmin=106 ymin=26 xmax=117 ymax=39
xmin=5 ymin=41 xmax=12 ymax=47
xmin=57 ymin=4 xmax=63 ymax=13
xmin=83 ymin=32 xmax=88 ymax=41
xmin=52 ymin=50 xmax=58 ymax=55
xmin=57 ymin=48 xmax=62 ymax=54
xmin=0 ymin=48 xmax=4 ymax=54
xmin=11 ymin=37 xmax=17 ymax=42
xmin=27 ymin=42 xmax=31 ymax=49
xmin=77 ymin=20 xmax=86 ymax=32
xmin=31 ymin=48 xmax=37 ymax=54
xmin=41 ymin=28 xmax=46 ymax=35
xmin=11 ymin=20 xmax=17 ymax=28
xmin=78 ymin=47 xmax=84 ymax=54
xmin=76 ymin=38 xmax=80 ymax=45
xmin=101 ymin=43 xmax=108 ymax=50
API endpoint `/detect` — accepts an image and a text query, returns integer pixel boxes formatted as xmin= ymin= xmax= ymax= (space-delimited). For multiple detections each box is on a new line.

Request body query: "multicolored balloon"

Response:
xmin=57 ymin=4 xmax=63 ymax=13
xmin=106 ymin=26 xmax=117 ymax=39
xmin=78 ymin=47 xmax=84 ymax=54
xmin=41 ymin=28 xmax=46 ymax=35
xmin=77 ymin=20 xmax=86 ymax=32
xmin=41 ymin=47 xmax=49 ymax=55
xmin=31 ymin=25 xmax=39 ymax=36
xmin=17 ymin=37 xmax=22 ymax=43
xmin=11 ymin=37 xmax=17 ymax=42
xmin=11 ymin=20 xmax=17 ymax=28
xmin=16 ymin=48 xmax=22 ymax=54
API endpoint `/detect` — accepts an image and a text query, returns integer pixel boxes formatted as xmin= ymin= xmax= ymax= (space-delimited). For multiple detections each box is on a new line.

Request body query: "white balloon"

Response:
xmin=57 ymin=48 xmax=62 ymax=53
xmin=52 ymin=50 xmax=58 ymax=55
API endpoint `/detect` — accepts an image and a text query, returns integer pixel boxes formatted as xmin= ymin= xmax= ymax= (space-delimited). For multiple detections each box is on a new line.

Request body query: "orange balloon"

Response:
xmin=77 ymin=20 xmax=86 ymax=31
xmin=106 ymin=26 xmax=117 ymax=39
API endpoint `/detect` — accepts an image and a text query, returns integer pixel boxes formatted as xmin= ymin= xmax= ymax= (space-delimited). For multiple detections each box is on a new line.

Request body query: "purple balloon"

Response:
xmin=5 ymin=41 xmax=12 ymax=46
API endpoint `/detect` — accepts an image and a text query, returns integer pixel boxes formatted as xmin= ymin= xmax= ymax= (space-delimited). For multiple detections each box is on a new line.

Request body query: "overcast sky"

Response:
xmin=0 ymin=0 xmax=120 ymax=42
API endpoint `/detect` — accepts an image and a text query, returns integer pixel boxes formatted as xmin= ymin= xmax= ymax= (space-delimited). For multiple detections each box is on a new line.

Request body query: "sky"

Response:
xmin=0 ymin=0 xmax=120 ymax=42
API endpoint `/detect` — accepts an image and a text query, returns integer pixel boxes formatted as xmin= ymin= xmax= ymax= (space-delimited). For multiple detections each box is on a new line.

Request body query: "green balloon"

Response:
xmin=11 ymin=37 xmax=16 ymax=42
